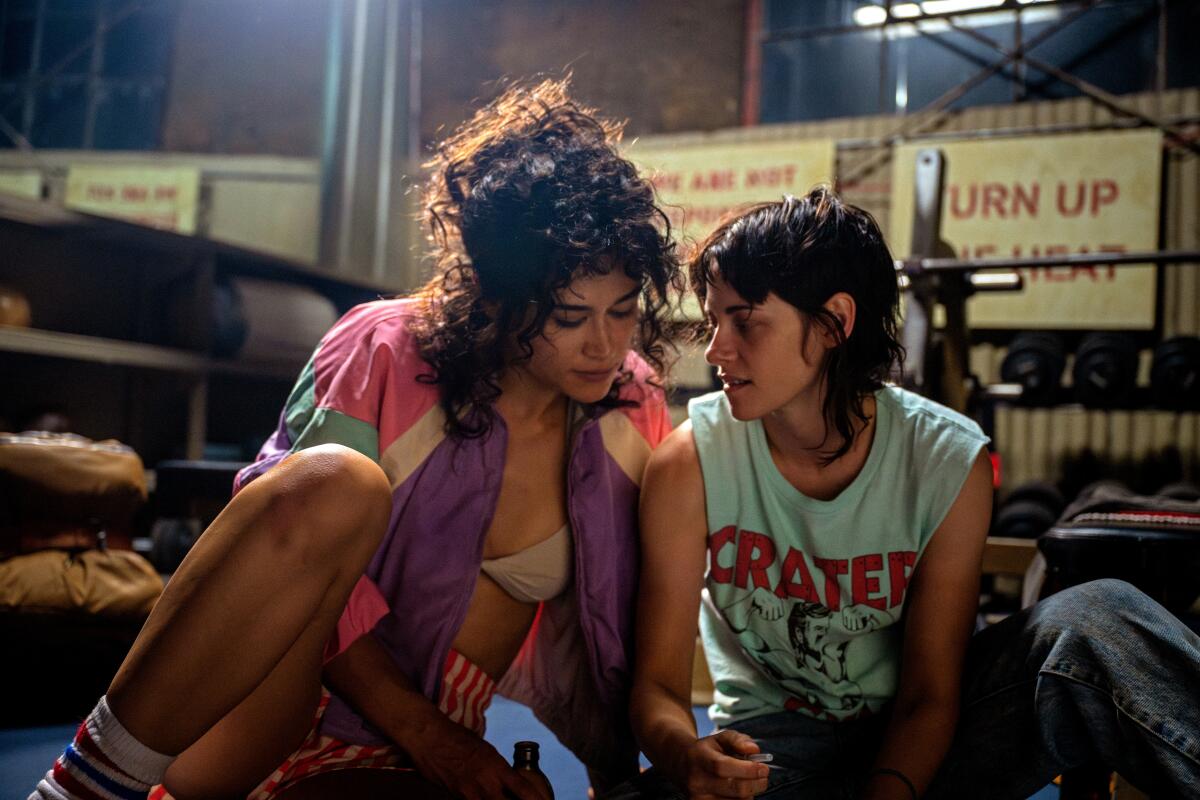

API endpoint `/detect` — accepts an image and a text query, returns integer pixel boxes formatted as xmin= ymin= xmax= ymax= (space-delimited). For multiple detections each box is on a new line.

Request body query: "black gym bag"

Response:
xmin=1039 ymin=482 xmax=1200 ymax=615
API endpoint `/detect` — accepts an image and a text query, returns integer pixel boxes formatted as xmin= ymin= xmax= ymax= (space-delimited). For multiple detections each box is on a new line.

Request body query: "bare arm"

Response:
xmin=324 ymin=634 xmax=548 ymax=800
xmin=629 ymin=423 xmax=769 ymax=799
xmin=861 ymin=449 xmax=994 ymax=800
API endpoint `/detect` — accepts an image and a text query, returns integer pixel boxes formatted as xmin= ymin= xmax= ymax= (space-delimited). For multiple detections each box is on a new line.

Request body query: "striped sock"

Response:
xmin=29 ymin=696 xmax=174 ymax=800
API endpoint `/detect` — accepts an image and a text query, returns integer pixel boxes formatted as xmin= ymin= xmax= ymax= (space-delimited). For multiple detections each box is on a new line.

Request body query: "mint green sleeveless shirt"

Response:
xmin=689 ymin=386 xmax=989 ymax=725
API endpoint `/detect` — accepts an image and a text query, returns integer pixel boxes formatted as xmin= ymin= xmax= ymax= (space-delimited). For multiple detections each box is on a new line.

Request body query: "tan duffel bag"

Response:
xmin=0 ymin=548 xmax=162 ymax=616
xmin=0 ymin=432 xmax=148 ymax=555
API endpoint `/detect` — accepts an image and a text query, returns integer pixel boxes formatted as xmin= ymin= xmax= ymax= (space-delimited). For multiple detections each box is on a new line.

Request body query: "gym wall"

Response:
xmin=636 ymin=86 xmax=1200 ymax=489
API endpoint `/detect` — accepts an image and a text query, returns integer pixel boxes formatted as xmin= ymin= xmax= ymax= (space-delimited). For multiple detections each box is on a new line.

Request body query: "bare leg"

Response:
xmin=102 ymin=445 xmax=391 ymax=783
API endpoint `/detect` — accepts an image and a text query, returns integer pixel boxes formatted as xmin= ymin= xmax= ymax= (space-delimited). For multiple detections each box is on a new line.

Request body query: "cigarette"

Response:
xmin=742 ymin=753 xmax=773 ymax=763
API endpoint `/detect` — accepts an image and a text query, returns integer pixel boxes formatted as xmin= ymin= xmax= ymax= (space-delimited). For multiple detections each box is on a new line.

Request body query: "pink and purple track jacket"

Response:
xmin=234 ymin=298 xmax=672 ymax=780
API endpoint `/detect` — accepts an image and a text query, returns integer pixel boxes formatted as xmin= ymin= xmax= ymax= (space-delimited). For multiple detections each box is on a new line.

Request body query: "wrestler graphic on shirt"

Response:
xmin=721 ymin=589 xmax=892 ymax=714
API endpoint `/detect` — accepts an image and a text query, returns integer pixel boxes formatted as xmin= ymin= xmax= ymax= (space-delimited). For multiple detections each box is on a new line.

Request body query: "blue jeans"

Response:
xmin=605 ymin=580 xmax=1200 ymax=799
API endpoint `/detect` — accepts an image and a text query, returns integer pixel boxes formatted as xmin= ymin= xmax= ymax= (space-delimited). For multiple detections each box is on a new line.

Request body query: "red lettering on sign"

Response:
xmin=1012 ymin=182 xmax=1039 ymax=218
xmin=949 ymin=184 xmax=977 ymax=219
xmin=949 ymin=181 xmax=1040 ymax=219
xmin=1090 ymin=179 xmax=1118 ymax=216
xmin=690 ymin=170 xmax=735 ymax=192
xmin=982 ymin=183 xmax=1009 ymax=219
xmin=744 ymin=165 xmax=797 ymax=188
xmin=652 ymin=172 xmax=682 ymax=193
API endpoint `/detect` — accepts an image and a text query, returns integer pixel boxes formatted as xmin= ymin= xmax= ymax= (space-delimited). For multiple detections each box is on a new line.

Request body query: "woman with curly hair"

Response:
xmin=31 ymin=79 xmax=679 ymax=800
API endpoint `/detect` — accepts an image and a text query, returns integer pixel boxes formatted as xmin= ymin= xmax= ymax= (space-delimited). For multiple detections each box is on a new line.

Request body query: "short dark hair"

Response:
xmin=689 ymin=186 xmax=904 ymax=464
xmin=411 ymin=78 xmax=680 ymax=439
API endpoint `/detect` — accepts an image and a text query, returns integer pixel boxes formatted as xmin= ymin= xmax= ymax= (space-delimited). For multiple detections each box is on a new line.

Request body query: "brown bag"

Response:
xmin=0 ymin=432 xmax=147 ymax=555
xmin=0 ymin=548 xmax=162 ymax=616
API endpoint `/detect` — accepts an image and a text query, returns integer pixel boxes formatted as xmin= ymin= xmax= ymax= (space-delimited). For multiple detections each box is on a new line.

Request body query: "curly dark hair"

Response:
xmin=689 ymin=186 xmax=904 ymax=465
xmin=409 ymin=78 xmax=680 ymax=438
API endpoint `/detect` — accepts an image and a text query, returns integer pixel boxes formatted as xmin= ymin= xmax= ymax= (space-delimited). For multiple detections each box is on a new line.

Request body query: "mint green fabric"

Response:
xmin=282 ymin=357 xmax=380 ymax=462
xmin=689 ymin=386 xmax=989 ymax=725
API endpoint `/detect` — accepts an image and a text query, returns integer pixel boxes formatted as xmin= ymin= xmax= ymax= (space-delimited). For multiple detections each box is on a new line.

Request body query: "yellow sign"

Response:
xmin=891 ymin=130 xmax=1161 ymax=329
xmin=65 ymin=165 xmax=200 ymax=234
xmin=627 ymin=137 xmax=837 ymax=250
xmin=0 ymin=169 xmax=43 ymax=199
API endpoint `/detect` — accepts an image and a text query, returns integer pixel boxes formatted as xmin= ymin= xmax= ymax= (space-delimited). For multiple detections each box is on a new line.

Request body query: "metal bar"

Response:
xmin=1019 ymin=0 xmax=1159 ymax=98
xmin=742 ymin=0 xmax=763 ymax=126
xmin=0 ymin=326 xmax=299 ymax=378
xmin=944 ymin=16 xmax=1200 ymax=154
xmin=82 ymin=0 xmax=108 ymax=149
xmin=835 ymin=112 xmax=1200 ymax=149
xmin=372 ymin=0 xmax=400 ymax=282
xmin=0 ymin=113 xmax=33 ymax=150
xmin=2 ymin=0 xmax=149 ymax=120
xmin=407 ymin=0 xmax=422 ymax=163
xmin=0 ymin=4 xmax=7 ymax=99
xmin=897 ymin=271 xmax=1024 ymax=291
xmin=1013 ymin=3 xmax=1024 ymax=102
xmin=761 ymin=0 xmax=1085 ymax=43
xmin=317 ymin=0 xmax=345 ymax=269
xmin=912 ymin=17 xmax=1014 ymax=73
xmin=0 ymin=326 xmax=210 ymax=371
xmin=1156 ymin=0 xmax=1167 ymax=109
xmin=336 ymin=0 xmax=370 ymax=272
xmin=902 ymin=249 xmax=1200 ymax=273
xmin=879 ymin=1 xmax=890 ymax=114
xmin=900 ymin=148 xmax=945 ymax=395
xmin=839 ymin=0 xmax=1098 ymax=186
xmin=186 ymin=377 xmax=207 ymax=461
xmin=22 ymin=0 xmax=46 ymax=139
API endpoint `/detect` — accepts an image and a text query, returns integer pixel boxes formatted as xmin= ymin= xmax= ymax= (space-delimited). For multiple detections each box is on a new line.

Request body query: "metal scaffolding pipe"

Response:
xmin=900 ymin=249 xmax=1200 ymax=274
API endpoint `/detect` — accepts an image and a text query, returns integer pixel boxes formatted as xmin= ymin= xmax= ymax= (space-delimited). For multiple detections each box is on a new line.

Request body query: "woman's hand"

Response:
xmin=672 ymin=730 xmax=770 ymax=800
xmin=401 ymin=708 xmax=551 ymax=800
xmin=324 ymin=637 xmax=549 ymax=800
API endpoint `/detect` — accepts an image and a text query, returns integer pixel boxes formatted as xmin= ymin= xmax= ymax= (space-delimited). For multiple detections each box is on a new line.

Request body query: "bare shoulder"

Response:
xmin=641 ymin=421 xmax=707 ymax=542
xmin=921 ymin=448 xmax=994 ymax=575
xmin=645 ymin=420 xmax=702 ymax=488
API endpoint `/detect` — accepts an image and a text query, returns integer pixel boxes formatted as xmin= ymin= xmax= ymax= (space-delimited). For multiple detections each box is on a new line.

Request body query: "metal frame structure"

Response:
xmin=749 ymin=0 xmax=1197 ymax=182
xmin=0 ymin=0 xmax=169 ymax=151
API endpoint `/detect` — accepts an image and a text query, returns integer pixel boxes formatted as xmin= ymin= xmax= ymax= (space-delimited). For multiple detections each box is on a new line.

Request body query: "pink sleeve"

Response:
xmin=322 ymin=575 xmax=391 ymax=663
xmin=617 ymin=352 xmax=674 ymax=447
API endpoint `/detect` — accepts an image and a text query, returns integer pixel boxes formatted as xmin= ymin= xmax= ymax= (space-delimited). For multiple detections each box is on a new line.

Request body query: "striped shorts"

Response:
xmin=149 ymin=649 xmax=497 ymax=799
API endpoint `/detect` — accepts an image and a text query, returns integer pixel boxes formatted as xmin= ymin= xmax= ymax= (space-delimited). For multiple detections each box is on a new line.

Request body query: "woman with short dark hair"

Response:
xmin=618 ymin=187 xmax=1200 ymax=799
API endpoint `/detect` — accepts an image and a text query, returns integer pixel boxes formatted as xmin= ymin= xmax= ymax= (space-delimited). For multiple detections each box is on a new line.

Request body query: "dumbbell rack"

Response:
xmin=901 ymin=148 xmax=1200 ymax=596
xmin=901 ymin=148 xmax=1200 ymax=416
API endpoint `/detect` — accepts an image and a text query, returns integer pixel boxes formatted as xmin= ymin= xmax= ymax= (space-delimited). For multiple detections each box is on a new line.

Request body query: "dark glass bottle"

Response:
xmin=512 ymin=740 xmax=555 ymax=799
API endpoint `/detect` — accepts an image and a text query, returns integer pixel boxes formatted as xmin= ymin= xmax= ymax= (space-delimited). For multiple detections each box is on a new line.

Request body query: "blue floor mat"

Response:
xmin=0 ymin=703 xmax=1060 ymax=799
xmin=0 ymin=724 xmax=76 ymax=800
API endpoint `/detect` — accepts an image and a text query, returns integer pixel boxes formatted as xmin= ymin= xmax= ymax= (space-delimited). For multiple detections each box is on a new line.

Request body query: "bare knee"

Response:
xmin=247 ymin=444 xmax=392 ymax=566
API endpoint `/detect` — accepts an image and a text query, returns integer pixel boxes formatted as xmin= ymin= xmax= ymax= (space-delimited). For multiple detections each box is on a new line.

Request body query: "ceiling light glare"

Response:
xmin=920 ymin=0 xmax=1004 ymax=14
xmin=853 ymin=5 xmax=889 ymax=25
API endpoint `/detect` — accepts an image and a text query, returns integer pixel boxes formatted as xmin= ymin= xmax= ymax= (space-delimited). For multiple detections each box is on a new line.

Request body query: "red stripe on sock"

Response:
xmin=74 ymin=725 xmax=126 ymax=777
xmin=52 ymin=760 xmax=107 ymax=800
